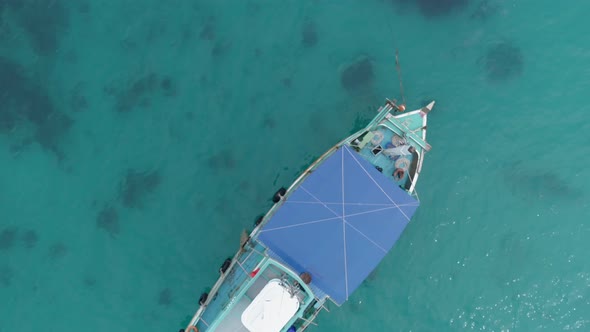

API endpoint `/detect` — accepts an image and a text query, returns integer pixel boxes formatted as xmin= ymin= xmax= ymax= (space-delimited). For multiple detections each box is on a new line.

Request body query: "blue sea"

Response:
xmin=1 ymin=1 xmax=589 ymax=331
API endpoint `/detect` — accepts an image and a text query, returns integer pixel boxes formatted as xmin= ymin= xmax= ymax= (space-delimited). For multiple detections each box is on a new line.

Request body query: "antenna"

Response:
xmin=394 ymin=49 xmax=407 ymax=111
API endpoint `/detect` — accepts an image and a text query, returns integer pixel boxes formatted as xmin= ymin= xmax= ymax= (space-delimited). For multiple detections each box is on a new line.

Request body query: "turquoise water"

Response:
xmin=1 ymin=1 xmax=589 ymax=331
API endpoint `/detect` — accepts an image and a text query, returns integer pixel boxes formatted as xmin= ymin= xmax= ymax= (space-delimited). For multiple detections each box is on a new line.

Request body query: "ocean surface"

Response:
xmin=1 ymin=1 xmax=589 ymax=331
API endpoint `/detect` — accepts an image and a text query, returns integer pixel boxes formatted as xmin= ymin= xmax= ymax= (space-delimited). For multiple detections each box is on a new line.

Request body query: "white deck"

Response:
xmin=210 ymin=273 xmax=302 ymax=332
xmin=241 ymin=279 xmax=299 ymax=332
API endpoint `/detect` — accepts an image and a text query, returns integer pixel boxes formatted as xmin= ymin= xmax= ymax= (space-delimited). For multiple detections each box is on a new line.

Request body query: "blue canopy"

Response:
xmin=258 ymin=145 xmax=419 ymax=305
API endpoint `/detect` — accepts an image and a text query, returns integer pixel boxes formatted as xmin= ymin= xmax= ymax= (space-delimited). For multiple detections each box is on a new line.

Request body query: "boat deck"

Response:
xmin=355 ymin=132 xmax=415 ymax=187
xmin=356 ymin=131 xmax=414 ymax=185
xmin=265 ymin=247 xmax=329 ymax=302
xmin=352 ymin=108 xmax=428 ymax=191
xmin=196 ymin=242 xmax=313 ymax=332
xmin=197 ymin=243 xmax=265 ymax=331
xmin=213 ymin=298 xmax=250 ymax=332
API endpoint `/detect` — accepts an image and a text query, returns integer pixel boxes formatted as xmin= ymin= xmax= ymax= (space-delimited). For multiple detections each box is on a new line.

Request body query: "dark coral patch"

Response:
xmin=5 ymin=0 xmax=69 ymax=55
xmin=392 ymin=0 xmax=468 ymax=18
xmin=0 ymin=57 xmax=24 ymax=132
xmin=78 ymin=2 xmax=91 ymax=14
xmin=483 ymin=41 xmax=524 ymax=82
xmin=238 ymin=180 xmax=250 ymax=191
xmin=160 ymin=78 xmax=171 ymax=91
xmin=0 ymin=265 xmax=13 ymax=286
xmin=211 ymin=41 xmax=231 ymax=58
xmin=206 ymin=151 xmax=236 ymax=171
xmin=200 ymin=19 xmax=215 ymax=41
xmin=0 ymin=227 xmax=17 ymax=250
xmin=111 ymin=73 xmax=175 ymax=112
xmin=158 ymin=288 xmax=172 ymax=306
xmin=160 ymin=76 xmax=177 ymax=97
xmin=302 ymin=21 xmax=318 ymax=48
xmin=34 ymin=111 xmax=73 ymax=160
xmin=417 ymin=0 xmax=468 ymax=17
xmin=281 ymin=78 xmax=292 ymax=88
xmin=70 ymin=83 xmax=89 ymax=113
xmin=120 ymin=169 xmax=161 ymax=209
xmin=340 ymin=57 xmax=374 ymax=93
xmin=0 ymin=56 xmax=72 ymax=158
xmin=502 ymin=161 xmax=582 ymax=201
xmin=83 ymin=276 xmax=97 ymax=288
xmin=115 ymin=73 xmax=160 ymax=113
xmin=262 ymin=114 xmax=276 ymax=129
xmin=48 ymin=242 xmax=68 ymax=259
xmin=97 ymin=205 xmax=119 ymax=237
xmin=21 ymin=229 xmax=38 ymax=249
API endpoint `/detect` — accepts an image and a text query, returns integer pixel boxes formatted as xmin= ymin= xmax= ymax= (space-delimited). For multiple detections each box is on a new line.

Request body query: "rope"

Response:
xmin=395 ymin=50 xmax=406 ymax=107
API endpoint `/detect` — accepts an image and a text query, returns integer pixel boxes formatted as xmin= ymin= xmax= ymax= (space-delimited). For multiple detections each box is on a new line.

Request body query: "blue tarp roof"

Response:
xmin=258 ymin=145 xmax=419 ymax=305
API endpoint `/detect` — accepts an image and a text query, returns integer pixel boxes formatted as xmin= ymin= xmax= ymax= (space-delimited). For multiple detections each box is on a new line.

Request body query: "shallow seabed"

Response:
xmin=1 ymin=1 xmax=589 ymax=331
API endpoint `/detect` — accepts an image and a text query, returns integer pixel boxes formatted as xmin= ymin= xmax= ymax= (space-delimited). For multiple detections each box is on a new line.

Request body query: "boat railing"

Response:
xmin=186 ymin=240 xmax=265 ymax=330
xmin=405 ymin=150 xmax=421 ymax=196
xmin=297 ymin=300 xmax=330 ymax=330
xmin=378 ymin=121 xmax=431 ymax=152
xmin=186 ymin=263 xmax=234 ymax=328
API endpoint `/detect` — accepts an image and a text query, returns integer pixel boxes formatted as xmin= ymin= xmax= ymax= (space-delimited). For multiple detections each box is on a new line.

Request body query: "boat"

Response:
xmin=181 ymin=94 xmax=435 ymax=332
